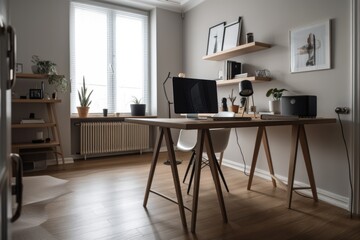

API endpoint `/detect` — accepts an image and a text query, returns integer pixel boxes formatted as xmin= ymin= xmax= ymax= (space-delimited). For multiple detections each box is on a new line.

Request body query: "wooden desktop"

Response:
xmin=125 ymin=117 xmax=336 ymax=233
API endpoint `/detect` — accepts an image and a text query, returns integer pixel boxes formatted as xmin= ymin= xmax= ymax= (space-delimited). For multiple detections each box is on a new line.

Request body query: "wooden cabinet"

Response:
xmin=12 ymin=74 xmax=64 ymax=165
xmin=203 ymin=41 xmax=272 ymax=86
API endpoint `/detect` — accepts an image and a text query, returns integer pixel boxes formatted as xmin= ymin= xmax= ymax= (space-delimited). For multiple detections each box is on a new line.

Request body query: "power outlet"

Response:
xmin=335 ymin=107 xmax=350 ymax=114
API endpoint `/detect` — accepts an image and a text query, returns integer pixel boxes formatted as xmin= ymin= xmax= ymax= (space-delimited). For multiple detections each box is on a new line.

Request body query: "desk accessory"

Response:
xmin=239 ymin=80 xmax=255 ymax=118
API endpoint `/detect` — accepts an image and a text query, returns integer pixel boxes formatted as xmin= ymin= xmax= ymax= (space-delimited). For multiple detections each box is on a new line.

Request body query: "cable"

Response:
xmin=234 ymin=128 xmax=249 ymax=176
xmin=337 ymin=113 xmax=353 ymax=218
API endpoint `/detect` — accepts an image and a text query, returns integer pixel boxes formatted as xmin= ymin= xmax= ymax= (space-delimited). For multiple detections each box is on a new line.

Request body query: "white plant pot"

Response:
xmin=269 ymin=100 xmax=281 ymax=114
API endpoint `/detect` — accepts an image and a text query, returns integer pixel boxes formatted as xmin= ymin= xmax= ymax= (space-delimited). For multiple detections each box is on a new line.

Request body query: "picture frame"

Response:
xmin=206 ymin=22 xmax=226 ymax=55
xmin=16 ymin=63 xmax=23 ymax=73
xmin=29 ymin=89 xmax=43 ymax=99
xmin=222 ymin=17 xmax=242 ymax=51
xmin=290 ymin=20 xmax=331 ymax=73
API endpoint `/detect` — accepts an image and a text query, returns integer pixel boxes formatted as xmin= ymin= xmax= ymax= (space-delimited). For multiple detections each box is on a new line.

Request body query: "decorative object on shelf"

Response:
xmin=246 ymin=32 xmax=254 ymax=43
xmin=221 ymin=97 xmax=228 ymax=111
xmin=77 ymin=76 xmax=93 ymax=118
xmin=255 ymin=69 xmax=271 ymax=78
xmin=206 ymin=22 xmax=226 ymax=55
xmin=239 ymin=80 xmax=255 ymax=117
xmin=266 ymin=88 xmax=287 ymax=114
xmin=31 ymin=55 xmax=69 ymax=94
xmin=228 ymin=89 xmax=239 ymax=113
xmin=16 ymin=63 xmax=23 ymax=73
xmin=222 ymin=17 xmax=242 ymax=51
xmin=130 ymin=96 xmax=146 ymax=116
xmin=290 ymin=20 xmax=331 ymax=73
xmin=29 ymin=89 xmax=43 ymax=99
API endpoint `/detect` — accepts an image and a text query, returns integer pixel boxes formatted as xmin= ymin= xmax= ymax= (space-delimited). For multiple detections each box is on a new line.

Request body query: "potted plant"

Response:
xmin=228 ymin=89 xmax=239 ymax=113
xmin=77 ymin=76 xmax=93 ymax=118
xmin=31 ymin=55 xmax=68 ymax=97
xmin=130 ymin=96 xmax=146 ymax=116
xmin=266 ymin=88 xmax=287 ymax=114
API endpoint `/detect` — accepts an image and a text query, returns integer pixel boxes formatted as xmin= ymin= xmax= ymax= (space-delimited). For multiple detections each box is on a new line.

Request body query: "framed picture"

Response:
xmin=16 ymin=63 xmax=23 ymax=73
xmin=290 ymin=20 xmax=331 ymax=73
xmin=29 ymin=89 xmax=43 ymax=99
xmin=206 ymin=22 xmax=226 ymax=55
xmin=222 ymin=17 xmax=242 ymax=51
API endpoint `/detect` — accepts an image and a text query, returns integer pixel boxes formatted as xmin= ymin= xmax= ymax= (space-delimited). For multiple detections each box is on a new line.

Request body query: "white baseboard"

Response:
xmin=222 ymin=158 xmax=349 ymax=211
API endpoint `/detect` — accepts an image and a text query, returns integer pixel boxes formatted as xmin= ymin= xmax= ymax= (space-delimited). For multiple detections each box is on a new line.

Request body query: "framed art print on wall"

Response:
xmin=290 ymin=20 xmax=331 ymax=73
xmin=206 ymin=22 xmax=226 ymax=55
xmin=222 ymin=17 xmax=242 ymax=51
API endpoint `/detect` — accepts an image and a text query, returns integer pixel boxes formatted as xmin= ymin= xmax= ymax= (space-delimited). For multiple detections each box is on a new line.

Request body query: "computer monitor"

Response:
xmin=172 ymin=77 xmax=218 ymax=115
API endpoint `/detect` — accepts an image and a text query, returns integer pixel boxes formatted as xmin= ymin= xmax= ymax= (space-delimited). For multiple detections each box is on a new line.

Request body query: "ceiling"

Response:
xmin=100 ymin=0 xmax=206 ymax=12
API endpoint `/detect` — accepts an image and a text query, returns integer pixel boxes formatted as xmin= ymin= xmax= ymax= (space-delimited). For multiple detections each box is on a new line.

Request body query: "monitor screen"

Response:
xmin=172 ymin=77 xmax=218 ymax=114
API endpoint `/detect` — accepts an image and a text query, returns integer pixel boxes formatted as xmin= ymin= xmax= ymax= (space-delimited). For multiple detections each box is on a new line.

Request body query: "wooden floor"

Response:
xmin=20 ymin=151 xmax=359 ymax=240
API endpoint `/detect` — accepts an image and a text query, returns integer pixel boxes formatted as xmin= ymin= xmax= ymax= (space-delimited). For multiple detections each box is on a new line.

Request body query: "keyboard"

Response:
xmin=209 ymin=116 xmax=252 ymax=121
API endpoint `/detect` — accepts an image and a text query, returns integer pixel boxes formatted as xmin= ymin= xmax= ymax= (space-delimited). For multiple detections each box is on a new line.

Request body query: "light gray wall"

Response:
xmin=183 ymin=0 xmax=352 ymax=202
xmin=9 ymin=0 xmax=71 ymax=157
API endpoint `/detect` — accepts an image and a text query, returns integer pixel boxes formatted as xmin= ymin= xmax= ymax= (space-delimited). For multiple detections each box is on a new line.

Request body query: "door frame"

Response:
xmin=351 ymin=0 xmax=360 ymax=215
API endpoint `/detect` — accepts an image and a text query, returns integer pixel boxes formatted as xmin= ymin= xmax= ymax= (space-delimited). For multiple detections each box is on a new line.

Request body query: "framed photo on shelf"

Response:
xmin=222 ymin=17 xmax=242 ymax=51
xmin=206 ymin=22 xmax=226 ymax=55
xmin=290 ymin=20 xmax=331 ymax=73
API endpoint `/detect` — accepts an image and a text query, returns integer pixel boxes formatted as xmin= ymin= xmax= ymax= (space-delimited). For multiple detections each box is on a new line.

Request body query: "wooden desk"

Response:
xmin=125 ymin=117 xmax=336 ymax=233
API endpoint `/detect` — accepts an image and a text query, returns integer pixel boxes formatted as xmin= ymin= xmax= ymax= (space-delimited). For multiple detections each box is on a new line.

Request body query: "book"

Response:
xmin=20 ymin=119 xmax=45 ymax=124
xmin=226 ymin=60 xmax=242 ymax=80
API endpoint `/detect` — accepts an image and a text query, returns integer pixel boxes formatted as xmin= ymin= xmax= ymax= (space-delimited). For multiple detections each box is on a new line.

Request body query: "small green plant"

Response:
xmin=31 ymin=55 xmax=57 ymax=74
xmin=78 ymin=76 xmax=93 ymax=107
xmin=228 ymin=89 xmax=237 ymax=105
xmin=266 ymin=88 xmax=287 ymax=100
xmin=32 ymin=55 xmax=68 ymax=93
xmin=131 ymin=96 xmax=142 ymax=104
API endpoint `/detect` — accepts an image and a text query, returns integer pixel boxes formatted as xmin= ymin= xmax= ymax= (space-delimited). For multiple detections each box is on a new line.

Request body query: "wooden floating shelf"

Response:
xmin=12 ymin=141 xmax=60 ymax=149
xmin=16 ymin=73 xmax=48 ymax=79
xmin=12 ymin=123 xmax=56 ymax=129
xmin=216 ymin=76 xmax=271 ymax=86
xmin=12 ymin=99 xmax=61 ymax=103
xmin=203 ymin=42 xmax=271 ymax=61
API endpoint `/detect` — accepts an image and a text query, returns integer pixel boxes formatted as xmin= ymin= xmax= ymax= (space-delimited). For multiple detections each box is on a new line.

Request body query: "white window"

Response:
xmin=70 ymin=1 xmax=149 ymax=114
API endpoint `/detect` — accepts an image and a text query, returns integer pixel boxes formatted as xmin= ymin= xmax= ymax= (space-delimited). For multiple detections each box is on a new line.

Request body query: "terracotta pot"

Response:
xmin=77 ymin=106 xmax=89 ymax=118
xmin=230 ymin=105 xmax=239 ymax=113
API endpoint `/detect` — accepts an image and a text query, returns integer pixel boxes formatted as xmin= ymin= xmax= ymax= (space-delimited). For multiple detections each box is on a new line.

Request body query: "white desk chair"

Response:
xmin=177 ymin=112 xmax=234 ymax=193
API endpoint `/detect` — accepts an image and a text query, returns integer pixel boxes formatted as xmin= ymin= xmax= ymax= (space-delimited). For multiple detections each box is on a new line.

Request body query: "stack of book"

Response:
xmin=20 ymin=119 xmax=45 ymax=124
xmin=226 ymin=60 xmax=242 ymax=80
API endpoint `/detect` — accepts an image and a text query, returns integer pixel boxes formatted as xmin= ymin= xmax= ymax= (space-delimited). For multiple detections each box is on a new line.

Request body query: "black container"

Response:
xmin=130 ymin=104 xmax=146 ymax=116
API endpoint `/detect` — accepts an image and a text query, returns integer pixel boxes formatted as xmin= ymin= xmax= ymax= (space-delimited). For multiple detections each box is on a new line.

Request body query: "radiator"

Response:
xmin=80 ymin=122 xmax=149 ymax=155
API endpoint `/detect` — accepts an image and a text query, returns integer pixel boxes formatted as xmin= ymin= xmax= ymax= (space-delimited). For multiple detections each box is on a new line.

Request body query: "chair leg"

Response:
xmin=183 ymin=151 xmax=195 ymax=183
xmin=187 ymin=160 xmax=196 ymax=194
xmin=215 ymin=159 xmax=229 ymax=192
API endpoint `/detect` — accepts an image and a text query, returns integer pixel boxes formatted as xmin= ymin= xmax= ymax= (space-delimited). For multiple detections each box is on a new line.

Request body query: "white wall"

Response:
xmin=183 ymin=0 xmax=352 ymax=206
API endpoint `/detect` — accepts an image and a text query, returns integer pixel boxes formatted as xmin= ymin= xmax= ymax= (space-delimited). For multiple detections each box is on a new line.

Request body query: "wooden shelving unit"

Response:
xmin=216 ymin=76 xmax=271 ymax=86
xmin=16 ymin=73 xmax=48 ymax=79
xmin=203 ymin=41 xmax=271 ymax=61
xmin=12 ymin=75 xmax=64 ymax=164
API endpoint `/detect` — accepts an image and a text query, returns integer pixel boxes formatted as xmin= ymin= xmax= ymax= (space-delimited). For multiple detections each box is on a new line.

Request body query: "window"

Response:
xmin=70 ymin=2 xmax=149 ymax=114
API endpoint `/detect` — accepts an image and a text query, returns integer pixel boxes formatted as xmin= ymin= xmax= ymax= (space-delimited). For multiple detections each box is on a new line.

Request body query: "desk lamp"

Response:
xmin=239 ymin=80 xmax=255 ymax=117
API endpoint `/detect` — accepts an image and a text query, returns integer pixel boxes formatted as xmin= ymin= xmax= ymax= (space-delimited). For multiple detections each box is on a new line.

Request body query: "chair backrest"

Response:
xmin=213 ymin=111 xmax=235 ymax=117
xmin=176 ymin=129 xmax=197 ymax=151
xmin=207 ymin=128 xmax=231 ymax=153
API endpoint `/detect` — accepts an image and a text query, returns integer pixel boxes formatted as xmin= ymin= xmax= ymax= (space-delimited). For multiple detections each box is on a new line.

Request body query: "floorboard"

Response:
xmin=19 ymin=151 xmax=360 ymax=240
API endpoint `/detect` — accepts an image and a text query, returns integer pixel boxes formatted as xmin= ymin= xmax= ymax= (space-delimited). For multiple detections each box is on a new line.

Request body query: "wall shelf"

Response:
xmin=12 ymin=99 xmax=61 ymax=103
xmin=216 ymin=76 xmax=271 ymax=86
xmin=12 ymin=123 xmax=57 ymax=128
xmin=16 ymin=73 xmax=48 ymax=79
xmin=203 ymin=41 xmax=271 ymax=61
